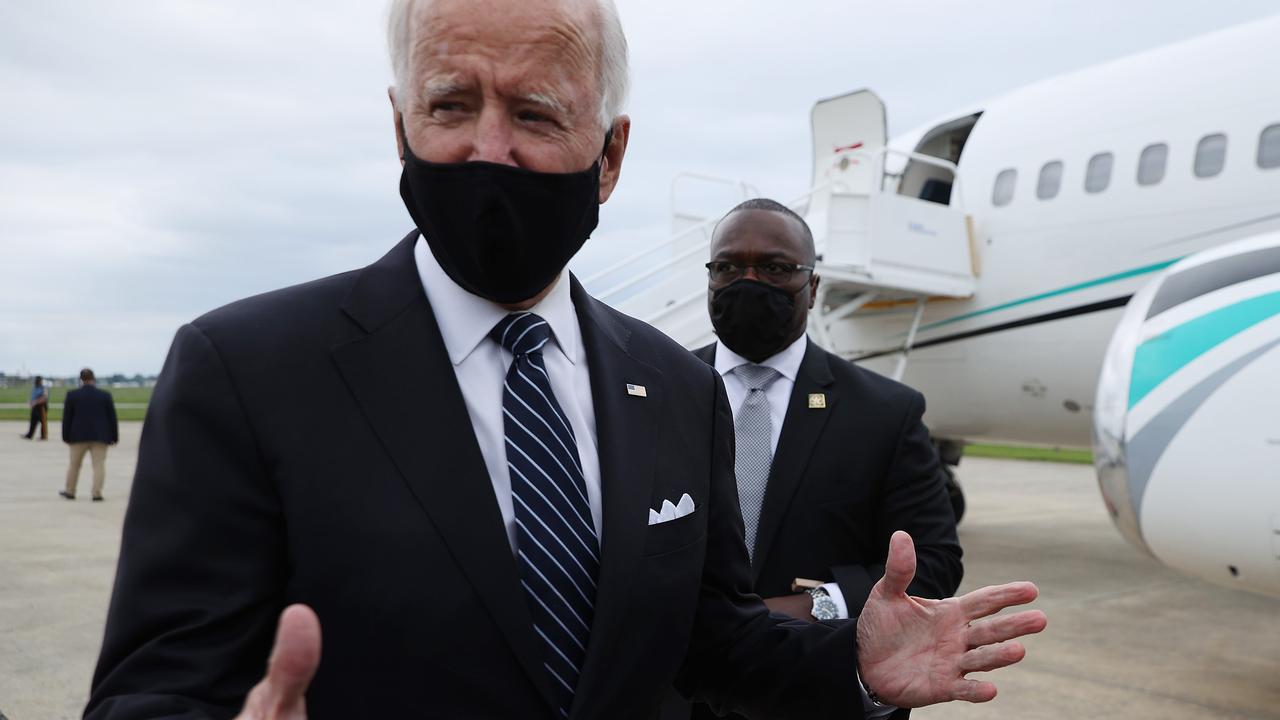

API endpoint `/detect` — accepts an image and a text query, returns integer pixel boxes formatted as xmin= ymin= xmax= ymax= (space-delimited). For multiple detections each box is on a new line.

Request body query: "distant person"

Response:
xmin=60 ymin=368 xmax=118 ymax=502
xmin=671 ymin=199 xmax=964 ymax=720
xmin=20 ymin=375 xmax=49 ymax=440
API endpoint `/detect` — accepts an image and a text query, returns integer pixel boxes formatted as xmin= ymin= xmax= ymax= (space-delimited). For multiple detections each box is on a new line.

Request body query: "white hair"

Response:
xmin=387 ymin=0 xmax=629 ymax=131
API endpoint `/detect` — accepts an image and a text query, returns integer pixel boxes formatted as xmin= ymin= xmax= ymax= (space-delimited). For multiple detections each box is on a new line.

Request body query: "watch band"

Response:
xmin=806 ymin=586 xmax=840 ymax=621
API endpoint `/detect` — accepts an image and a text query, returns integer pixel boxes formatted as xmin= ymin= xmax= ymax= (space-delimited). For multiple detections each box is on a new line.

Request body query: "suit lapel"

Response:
xmin=750 ymin=341 xmax=836 ymax=581
xmin=568 ymin=278 xmax=663 ymax=718
xmin=329 ymin=233 xmax=558 ymax=713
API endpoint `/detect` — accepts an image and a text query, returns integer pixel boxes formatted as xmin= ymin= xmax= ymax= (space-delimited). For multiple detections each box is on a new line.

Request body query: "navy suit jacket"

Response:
xmin=62 ymin=385 xmax=119 ymax=445
xmin=86 ymin=233 xmax=871 ymax=720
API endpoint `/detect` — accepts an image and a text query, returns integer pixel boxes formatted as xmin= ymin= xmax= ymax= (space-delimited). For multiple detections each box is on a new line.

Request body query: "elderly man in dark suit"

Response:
xmin=60 ymin=368 xmax=119 ymax=502
xmin=86 ymin=1 xmax=1045 ymax=718
xmin=680 ymin=199 xmax=963 ymax=720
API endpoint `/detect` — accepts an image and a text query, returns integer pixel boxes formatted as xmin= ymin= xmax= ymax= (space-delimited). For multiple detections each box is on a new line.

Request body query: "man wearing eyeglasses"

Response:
xmin=681 ymin=198 xmax=963 ymax=720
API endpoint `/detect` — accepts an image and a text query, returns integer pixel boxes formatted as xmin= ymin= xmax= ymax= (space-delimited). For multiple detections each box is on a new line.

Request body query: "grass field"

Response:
xmin=1 ymin=384 xmax=1096 ymax=464
xmin=0 ymin=386 xmax=152 ymax=422
xmin=964 ymin=443 xmax=1093 ymax=464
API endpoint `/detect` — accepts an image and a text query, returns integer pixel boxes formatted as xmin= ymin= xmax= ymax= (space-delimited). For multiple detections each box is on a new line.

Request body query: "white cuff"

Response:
xmin=819 ymin=582 xmax=849 ymax=619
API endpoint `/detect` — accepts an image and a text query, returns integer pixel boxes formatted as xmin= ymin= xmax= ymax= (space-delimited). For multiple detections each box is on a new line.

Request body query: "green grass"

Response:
xmin=1 ymin=385 xmax=151 ymax=422
xmin=964 ymin=443 xmax=1093 ymax=464
xmin=0 ymin=384 xmax=1099 ymax=459
xmin=1 ymin=407 xmax=149 ymax=422
xmin=0 ymin=385 xmax=153 ymax=404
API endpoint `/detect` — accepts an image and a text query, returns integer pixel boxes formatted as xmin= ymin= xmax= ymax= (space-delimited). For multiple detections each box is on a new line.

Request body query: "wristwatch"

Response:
xmin=807 ymin=586 xmax=840 ymax=621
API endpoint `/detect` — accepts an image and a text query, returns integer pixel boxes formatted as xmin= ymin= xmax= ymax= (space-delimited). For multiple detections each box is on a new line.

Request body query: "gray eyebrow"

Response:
xmin=520 ymin=92 xmax=569 ymax=116
xmin=420 ymin=73 xmax=466 ymax=99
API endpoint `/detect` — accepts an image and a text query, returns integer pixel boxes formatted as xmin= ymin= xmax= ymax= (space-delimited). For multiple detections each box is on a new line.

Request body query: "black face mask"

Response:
xmin=709 ymin=279 xmax=805 ymax=362
xmin=398 ymin=128 xmax=608 ymax=304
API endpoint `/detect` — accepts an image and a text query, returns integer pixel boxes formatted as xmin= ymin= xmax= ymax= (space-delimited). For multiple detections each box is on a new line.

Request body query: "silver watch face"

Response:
xmin=810 ymin=589 xmax=839 ymax=620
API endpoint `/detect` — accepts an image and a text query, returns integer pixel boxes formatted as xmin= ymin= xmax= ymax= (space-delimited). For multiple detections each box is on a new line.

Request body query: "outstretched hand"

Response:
xmin=234 ymin=604 xmax=322 ymax=720
xmin=856 ymin=531 xmax=1047 ymax=708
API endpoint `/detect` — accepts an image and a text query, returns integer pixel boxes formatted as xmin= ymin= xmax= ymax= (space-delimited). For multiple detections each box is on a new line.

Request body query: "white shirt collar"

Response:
xmin=414 ymin=235 xmax=580 ymax=367
xmin=713 ymin=333 xmax=809 ymax=382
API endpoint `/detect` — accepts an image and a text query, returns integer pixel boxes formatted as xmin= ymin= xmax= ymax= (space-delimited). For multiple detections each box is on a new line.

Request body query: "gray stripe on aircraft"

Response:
xmin=1146 ymin=247 xmax=1280 ymax=319
xmin=1127 ymin=338 xmax=1280 ymax=525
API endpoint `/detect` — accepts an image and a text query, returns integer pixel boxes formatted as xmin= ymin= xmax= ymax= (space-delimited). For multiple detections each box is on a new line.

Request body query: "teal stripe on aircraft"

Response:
xmin=919 ymin=259 xmax=1181 ymax=331
xmin=1129 ymin=291 xmax=1280 ymax=408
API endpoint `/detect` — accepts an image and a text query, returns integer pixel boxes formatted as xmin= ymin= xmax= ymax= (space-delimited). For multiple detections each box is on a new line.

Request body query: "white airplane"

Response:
xmin=586 ymin=15 xmax=1280 ymax=598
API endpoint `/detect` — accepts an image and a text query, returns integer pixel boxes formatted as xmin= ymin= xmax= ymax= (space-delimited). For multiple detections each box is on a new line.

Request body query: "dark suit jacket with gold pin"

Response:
xmin=681 ymin=341 xmax=963 ymax=720
xmin=85 ymin=233 xmax=870 ymax=720
xmin=693 ymin=339 xmax=963 ymax=617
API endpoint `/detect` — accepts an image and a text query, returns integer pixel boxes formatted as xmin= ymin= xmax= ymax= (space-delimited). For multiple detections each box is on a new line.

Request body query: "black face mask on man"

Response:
xmin=708 ymin=279 xmax=806 ymax=362
xmin=398 ymin=123 xmax=610 ymax=304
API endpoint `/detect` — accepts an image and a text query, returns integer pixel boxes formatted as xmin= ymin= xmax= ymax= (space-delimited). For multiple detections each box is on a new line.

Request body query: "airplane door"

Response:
xmin=808 ymin=89 xmax=886 ymax=269
xmin=810 ymin=89 xmax=887 ymax=194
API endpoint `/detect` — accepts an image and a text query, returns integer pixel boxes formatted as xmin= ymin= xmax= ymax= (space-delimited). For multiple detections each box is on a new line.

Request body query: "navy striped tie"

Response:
xmin=491 ymin=312 xmax=598 ymax=718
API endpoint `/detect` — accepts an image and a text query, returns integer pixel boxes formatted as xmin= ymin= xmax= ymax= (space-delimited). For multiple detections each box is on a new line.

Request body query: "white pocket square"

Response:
xmin=648 ymin=493 xmax=696 ymax=525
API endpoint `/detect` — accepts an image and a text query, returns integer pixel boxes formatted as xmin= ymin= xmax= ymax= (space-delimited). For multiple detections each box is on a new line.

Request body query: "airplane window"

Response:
xmin=1137 ymin=144 xmax=1168 ymax=186
xmin=1259 ymin=124 xmax=1280 ymax=169
xmin=1194 ymin=133 xmax=1227 ymax=178
xmin=1085 ymin=152 xmax=1113 ymax=193
xmin=993 ymin=168 xmax=1017 ymax=207
xmin=1036 ymin=161 xmax=1063 ymax=199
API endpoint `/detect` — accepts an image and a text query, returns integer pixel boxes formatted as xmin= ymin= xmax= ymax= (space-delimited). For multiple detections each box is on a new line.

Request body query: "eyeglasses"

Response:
xmin=705 ymin=261 xmax=815 ymax=289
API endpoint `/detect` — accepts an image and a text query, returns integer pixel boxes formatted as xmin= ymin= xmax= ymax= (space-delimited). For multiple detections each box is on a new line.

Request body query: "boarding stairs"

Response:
xmin=584 ymin=90 xmax=978 ymax=379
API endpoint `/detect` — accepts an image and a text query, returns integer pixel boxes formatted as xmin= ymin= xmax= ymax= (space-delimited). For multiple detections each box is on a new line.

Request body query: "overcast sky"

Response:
xmin=2 ymin=1 xmax=1276 ymax=377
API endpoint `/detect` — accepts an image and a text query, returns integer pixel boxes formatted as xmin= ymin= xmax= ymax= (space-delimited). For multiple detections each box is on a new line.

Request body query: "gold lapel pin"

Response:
xmin=626 ymin=383 xmax=648 ymax=398
xmin=808 ymin=393 xmax=827 ymax=409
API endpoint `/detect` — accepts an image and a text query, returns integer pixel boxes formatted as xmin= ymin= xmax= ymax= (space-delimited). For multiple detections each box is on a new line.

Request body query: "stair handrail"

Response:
xmin=593 ymin=180 xmax=841 ymax=303
xmin=670 ymin=172 xmax=760 ymax=222
xmin=581 ymin=213 xmax=722 ymax=290
xmin=589 ymin=147 xmax=960 ymax=304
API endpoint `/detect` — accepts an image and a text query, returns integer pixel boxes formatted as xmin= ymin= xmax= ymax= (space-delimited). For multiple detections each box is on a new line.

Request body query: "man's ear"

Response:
xmin=389 ymin=87 xmax=405 ymax=165
xmin=598 ymin=115 xmax=631 ymax=204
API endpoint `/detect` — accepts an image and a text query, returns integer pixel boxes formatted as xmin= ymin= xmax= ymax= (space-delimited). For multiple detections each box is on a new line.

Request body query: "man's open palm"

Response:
xmin=234 ymin=605 xmax=322 ymax=720
xmin=857 ymin=531 xmax=1047 ymax=708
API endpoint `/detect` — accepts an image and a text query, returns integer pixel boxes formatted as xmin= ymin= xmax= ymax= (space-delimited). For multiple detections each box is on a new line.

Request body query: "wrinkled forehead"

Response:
xmin=409 ymin=0 xmax=602 ymax=90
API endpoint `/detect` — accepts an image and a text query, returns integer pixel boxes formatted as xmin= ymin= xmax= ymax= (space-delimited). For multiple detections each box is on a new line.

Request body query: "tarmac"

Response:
xmin=1 ymin=420 xmax=1278 ymax=719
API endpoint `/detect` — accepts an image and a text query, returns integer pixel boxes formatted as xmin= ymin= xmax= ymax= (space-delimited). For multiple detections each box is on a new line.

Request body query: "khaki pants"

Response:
xmin=67 ymin=442 xmax=108 ymax=498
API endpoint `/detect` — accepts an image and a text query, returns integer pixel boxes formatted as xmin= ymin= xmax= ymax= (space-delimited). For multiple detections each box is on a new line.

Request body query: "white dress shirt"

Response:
xmin=417 ymin=241 xmax=883 ymax=715
xmin=415 ymin=238 xmax=603 ymax=552
xmin=715 ymin=336 xmax=895 ymax=718
xmin=713 ymin=337 xmax=850 ymax=620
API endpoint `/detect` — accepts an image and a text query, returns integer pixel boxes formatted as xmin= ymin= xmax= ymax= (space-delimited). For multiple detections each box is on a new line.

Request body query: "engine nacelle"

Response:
xmin=1094 ymin=232 xmax=1280 ymax=598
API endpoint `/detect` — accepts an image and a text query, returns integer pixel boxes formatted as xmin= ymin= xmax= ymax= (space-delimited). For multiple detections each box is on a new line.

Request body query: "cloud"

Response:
xmin=1 ymin=0 xmax=1276 ymax=374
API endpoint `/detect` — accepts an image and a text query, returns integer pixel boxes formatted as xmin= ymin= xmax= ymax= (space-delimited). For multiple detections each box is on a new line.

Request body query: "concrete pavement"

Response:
xmin=1 ymin=420 xmax=1277 ymax=719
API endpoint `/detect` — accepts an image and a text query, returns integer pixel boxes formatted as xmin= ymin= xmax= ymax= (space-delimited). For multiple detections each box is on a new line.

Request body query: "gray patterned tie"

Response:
xmin=732 ymin=363 xmax=781 ymax=563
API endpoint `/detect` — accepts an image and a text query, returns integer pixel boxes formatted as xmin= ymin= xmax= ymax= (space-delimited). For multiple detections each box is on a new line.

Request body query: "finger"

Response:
xmin=958 ymin=640 xmax=1025 ymax=673
xmin=880 ymin=530 xmax=917 ymax=596
xmin=950 ymin=678 xmax=997 ymax=703
xmin=958 ymin=581 xmax=1039 ymax=620
xmin=265 ymin=604 xmax=323 ymax=707
xmin=966 ymin=609 xmax=1048 ymax=648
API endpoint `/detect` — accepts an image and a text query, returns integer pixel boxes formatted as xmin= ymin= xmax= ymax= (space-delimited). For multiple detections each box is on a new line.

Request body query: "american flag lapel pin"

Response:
xmin=626 ymin=383 xmax=648 ymax=398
